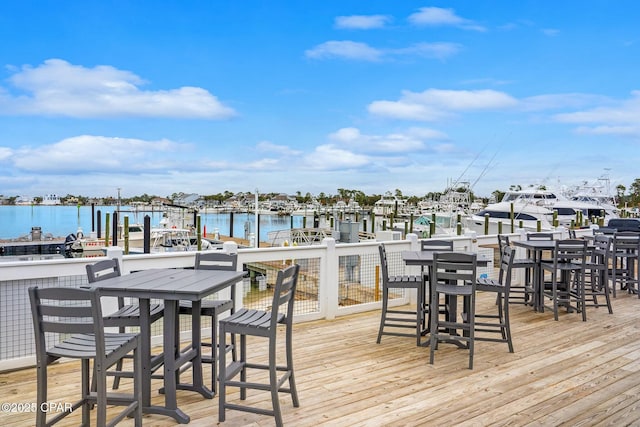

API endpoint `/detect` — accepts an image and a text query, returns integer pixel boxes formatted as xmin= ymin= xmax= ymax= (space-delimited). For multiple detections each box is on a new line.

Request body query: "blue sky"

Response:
xmin=0 ymin=1 xmax=638 ymax=199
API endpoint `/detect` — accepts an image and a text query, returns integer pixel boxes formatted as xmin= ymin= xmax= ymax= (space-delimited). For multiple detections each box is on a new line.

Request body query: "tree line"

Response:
xmin=2 ymin=178 xmax=640 ymax=208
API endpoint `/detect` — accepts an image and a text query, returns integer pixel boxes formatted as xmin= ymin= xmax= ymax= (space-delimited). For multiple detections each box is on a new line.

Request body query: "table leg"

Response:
xmin=534 ymin=251 xmax=543 ymax=312
xmin=175 ymin=300 xmax=213 ymax=398
xmin=145 ymin=299 xmax=190 ymax=424
xmin=138 ymin=299 xmax=152 ymax=408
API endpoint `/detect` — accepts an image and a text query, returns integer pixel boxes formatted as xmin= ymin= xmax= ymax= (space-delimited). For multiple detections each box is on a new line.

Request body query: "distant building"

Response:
xmin=41 ymin=194 xmax=62 ymax=205
xmin=173 ymin=193 xmax=202 ymax=207
xmin=15 ymin=196 xmax=34 ymax=205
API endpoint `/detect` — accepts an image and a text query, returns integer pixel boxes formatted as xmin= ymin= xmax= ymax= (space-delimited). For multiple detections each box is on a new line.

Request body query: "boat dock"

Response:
xmin=0 ymin=239 xmax=66 ymax=256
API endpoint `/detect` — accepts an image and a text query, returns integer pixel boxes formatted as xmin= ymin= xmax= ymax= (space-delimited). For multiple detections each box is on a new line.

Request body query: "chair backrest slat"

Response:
xmin=612 ymin=232 xmax=640 ymax=252
xmin=527 ymin=232 xmax=554 ymax=241
xmin=554 ymin=239 xmax=587 ymax=265
xmin=432 ymin=252 xmax=477 ymax=285
xmin=421 ymin=239 xmax=454 ymax=252
xmin=195 ymin=252 xmax=238 ymax=271
xmin=86 ymin=258 xmax=121 ymax=283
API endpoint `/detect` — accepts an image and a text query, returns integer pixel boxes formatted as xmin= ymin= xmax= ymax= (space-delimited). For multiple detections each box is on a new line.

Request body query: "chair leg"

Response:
xmin=35 ymin=363 xmax=47 ymax=427
xmin=285 ymin=321 xmax=300 ymax=407
xmin=603 ymin=271 xmax=613 ymax=314
xmin=376 ymin=287 xmax=389 ymax=344
xmin=429 ymin=292 xmax=438 ymax=365
xmin=269 ymin=336 xmax=283 ymax=427
xmin=502 ymin=295 xmax=514 ymax=353
xmin=112 ymin=326 xmax=127 ymax=389
xmin=211 ymin=312 xmax=218 ymax=395
xmin=240 ymin=334 xmax=247 ymax=400
xmin=218 ymin=323 xmax=227 ymax=423
xmin=416 ymin=284 xmax=424 ymax=346
xmin=133 ymin=346 xmax=143 ymax=426
xmin=468 ymin=294 xmax=475 ymax=370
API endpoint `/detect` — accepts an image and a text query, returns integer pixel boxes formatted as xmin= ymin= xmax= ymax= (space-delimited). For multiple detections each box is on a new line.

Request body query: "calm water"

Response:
xmin=0 ymin=205 xmax=306 ymax=242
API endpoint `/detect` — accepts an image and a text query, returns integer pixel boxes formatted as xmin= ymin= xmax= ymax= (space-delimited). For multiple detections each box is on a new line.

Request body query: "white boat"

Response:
xmin=148 ymin=228 xmax=216 ymax=252
xmin=469 ymin=201 xmax=555 ymax=234
xmin=373 ymin=193 xmax=409 ymax=216
xmin=499 ymin=186 xmax=613 ymax=227
xmin=565 ymin=175 xmax=620 ymax=222
xmin=64 ymin=228 xmax=106 ymax=253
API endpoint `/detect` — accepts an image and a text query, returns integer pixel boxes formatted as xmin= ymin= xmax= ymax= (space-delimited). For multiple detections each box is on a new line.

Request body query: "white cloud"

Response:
xmin=0 ymin=59 xmax=236 ymax=119
xmin=256 ymin=141 xmax=302 ymax=156
xmin=369 ymin=89 xmax=517 ymax=121
xmin=408 ymin=7 xmax=486 ymax=32
xmin=10 ymin=135 xmax=184 ymax=173
xmin=390 ymin=42 xmax=462 ymax=60
xmin=328 ymin=126 xmax=438 ymax=153
xmin=574 ymin=125 xmax=640 ymax=136
xmin=404 ymin=89 xmax=518 ymax=110
xmin=541 ymin=28 xmax=560 ymax=36
xmin=335 ymin=15 xmax=391 ymax=30
xmin=303 ymin=144 xmax=370 ymax=170
xmin=554 ymin=91 xmax=640 ymax=126
xmin=247 ymin=158 xmax=282 ymax=170
xmin=520 ymin=93 xmax=609 ymax=111
xmin=305 ymin=41 xmax=383 ymax=61
xmin=306 ymin=40 xmax=462 ymax=62
xmin=0 ymin=147 xmax=13 ymax=161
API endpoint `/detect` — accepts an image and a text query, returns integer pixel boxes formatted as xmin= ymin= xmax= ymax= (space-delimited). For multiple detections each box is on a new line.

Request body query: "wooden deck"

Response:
xmin=2 ymin=289 xmax=640 ymax=426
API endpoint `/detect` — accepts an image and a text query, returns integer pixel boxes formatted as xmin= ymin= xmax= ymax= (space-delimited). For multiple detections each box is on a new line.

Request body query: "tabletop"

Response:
xmin=90 ymin=268 xmax=246 ymax=301
xmin=512 ymin=240 xmax=557 ymax=251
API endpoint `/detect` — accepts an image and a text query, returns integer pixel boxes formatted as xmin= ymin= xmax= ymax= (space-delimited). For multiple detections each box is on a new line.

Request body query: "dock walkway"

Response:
xmin=2 ymin=288 xmax=640 ymax=426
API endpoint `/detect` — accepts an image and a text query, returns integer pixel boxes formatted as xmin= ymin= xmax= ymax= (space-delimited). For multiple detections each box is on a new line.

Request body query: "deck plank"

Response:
xmin=2 ymin=289 xmax=640 ymax=426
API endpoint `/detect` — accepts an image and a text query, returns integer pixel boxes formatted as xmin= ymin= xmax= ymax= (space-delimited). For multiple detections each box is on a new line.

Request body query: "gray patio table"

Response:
xmin=86 ymin=268 xmax=245 ymax=424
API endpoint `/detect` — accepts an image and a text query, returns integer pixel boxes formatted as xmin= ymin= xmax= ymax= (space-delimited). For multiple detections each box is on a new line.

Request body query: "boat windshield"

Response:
xmin=476 ymin=210 xmax=540 ymax=221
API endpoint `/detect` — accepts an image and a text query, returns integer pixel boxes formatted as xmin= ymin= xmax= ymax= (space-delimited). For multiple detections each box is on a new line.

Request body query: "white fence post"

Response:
xmin=323 ymin=238 xmax=338 ymax=320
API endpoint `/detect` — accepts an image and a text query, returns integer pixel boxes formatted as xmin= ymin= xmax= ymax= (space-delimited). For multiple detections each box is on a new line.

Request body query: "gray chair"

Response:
xmin=219 ymin=264 xmax=300 ymax=427
xmin=429 ymin=252 xmax=478 ymax=369
xmin=610 ymin=232 xmax=640 ymax=297
xmin=178 ymin=251 xmax=238 ymax=393
xmin=583 ymin=235 xmax=613 ymax=314
xmin=376 ymin=244 xmax=424 ymax=346
xmin=29 ymin=286 xmax=142 ymax=427
xmin=86 ymin=258 xmax=164 ymax=389
xmin=541 ymin=239 xmax=588 ymax=321
xmin=498 ymin=234 xmax=536 ymax=305
xmin=475 ymin=245 xmax=516 ymax=353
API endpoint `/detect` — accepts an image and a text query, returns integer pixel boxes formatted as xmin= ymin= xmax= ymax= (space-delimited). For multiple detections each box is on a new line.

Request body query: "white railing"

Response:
xmin=1 ymin=229 xmax=579 ymax=372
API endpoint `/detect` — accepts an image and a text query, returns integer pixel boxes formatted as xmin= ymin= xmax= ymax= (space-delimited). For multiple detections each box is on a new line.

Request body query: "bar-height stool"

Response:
xmin=178 ymin=252 xmax=238 ymax=394
xmin=429 ymin=252 xmax=478 ymax=369
xmin=610 ymin=232 xmax=640 ymax=297
xmin=475 ymin=245 xmax=516 ymax=353
xmin=376 ymin=243 xmax=424 ymax=346
xmin=419 ymin=239 xmax=453 ymax=334
xmin=541 ymin=239 xmax=588 ymax=321
xmin=583 ymin=234 xmax=613 ymax=314
xmin=29 ymin=286 xmax=142 ymax=427
xmin=219 ymin=264 xmax=300 ymax=427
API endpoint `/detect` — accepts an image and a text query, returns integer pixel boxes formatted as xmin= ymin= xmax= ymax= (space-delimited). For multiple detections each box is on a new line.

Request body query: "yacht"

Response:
xmin=373 ymin=193 xmax=409 ymax=216
xmin=470 ymin=201 xmax=555 ymax=234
